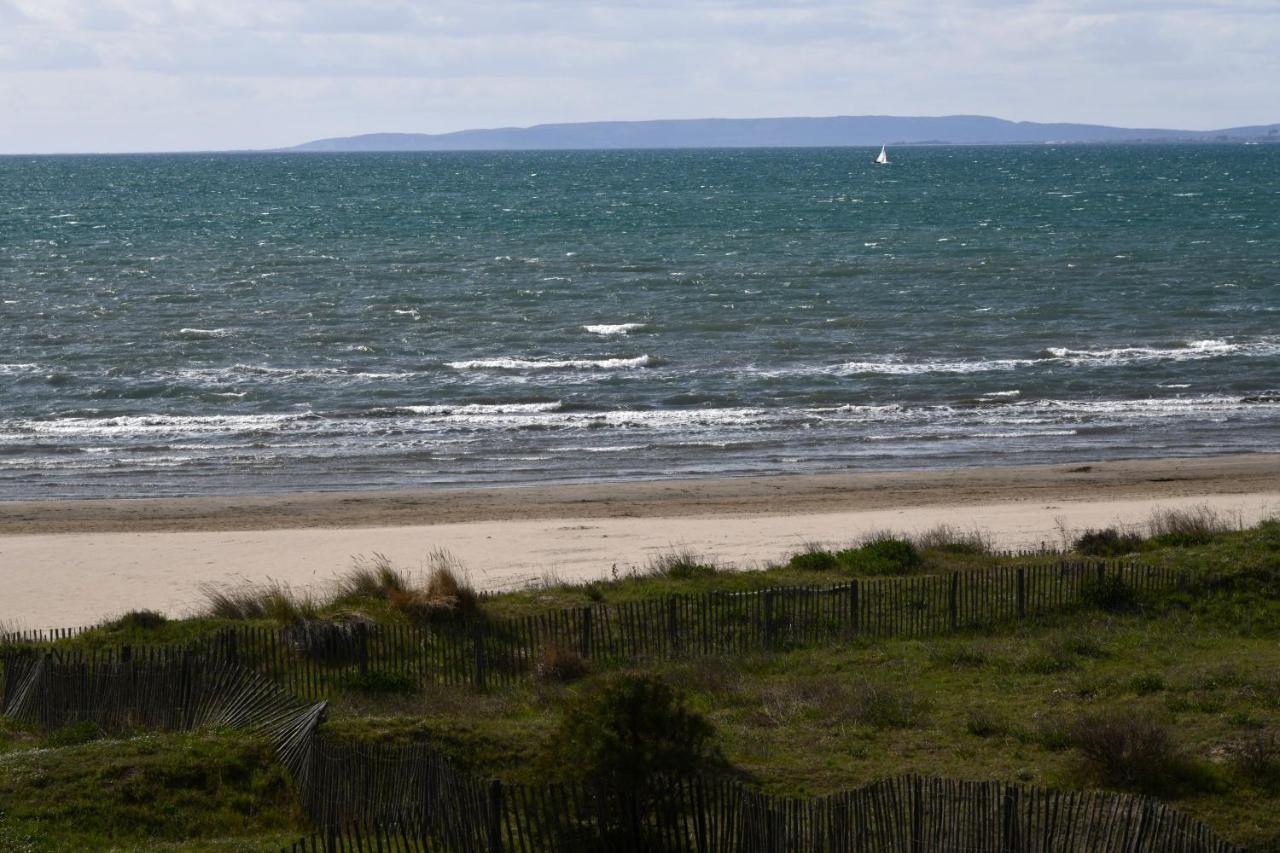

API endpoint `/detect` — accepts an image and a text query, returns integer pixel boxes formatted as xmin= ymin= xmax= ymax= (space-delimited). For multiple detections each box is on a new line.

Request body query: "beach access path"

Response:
xmin=2 ymin=454 xmax=1278 ymax=629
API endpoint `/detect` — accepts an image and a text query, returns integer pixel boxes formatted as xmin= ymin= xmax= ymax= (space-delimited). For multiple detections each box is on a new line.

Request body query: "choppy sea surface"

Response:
xmin=1 ymin=146 xmax=1278 ymax=499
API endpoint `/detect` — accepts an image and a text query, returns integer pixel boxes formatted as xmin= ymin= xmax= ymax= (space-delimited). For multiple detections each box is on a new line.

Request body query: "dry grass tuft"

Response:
xmin=645 ymin=547 xmax=718 ymax=579
xmin=913 ymin=524 xmax=994 ymax=555
xmin=198 ymin=580 xmax=319 ymax=623
xmin=339 ymin=553 xmax=412 ymax=600
xmin=535 ymin=641 xmax=589 ymax=683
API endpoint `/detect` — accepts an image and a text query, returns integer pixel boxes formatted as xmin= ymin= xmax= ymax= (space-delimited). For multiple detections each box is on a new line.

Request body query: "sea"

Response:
xmin=1 ymin=145 xmax=1278 ymax=499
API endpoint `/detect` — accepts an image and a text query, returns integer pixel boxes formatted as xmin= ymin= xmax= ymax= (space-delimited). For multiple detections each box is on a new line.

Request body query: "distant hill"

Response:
xmin=289 ymin=115 xmax=1280 ymax=152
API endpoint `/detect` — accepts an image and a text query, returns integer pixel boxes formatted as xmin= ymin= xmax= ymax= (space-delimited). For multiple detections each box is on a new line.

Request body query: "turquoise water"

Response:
xmin=1 ymin=146 xmax=1278 ymax=498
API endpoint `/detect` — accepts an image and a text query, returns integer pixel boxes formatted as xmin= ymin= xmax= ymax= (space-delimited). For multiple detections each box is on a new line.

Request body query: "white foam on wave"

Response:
xmin=820 ymin=338 xmax=1278 ymax=377
xmin=400 ymin=402 xmax=563 ymax=415
xmin=177 ymin=328 xmax=233 ymax=339
xmin=834 ymin=358 xmax=1033 ymax=375
xmin=446 ymin=355 xmax=654 ymax=371
xmin=9 ymin=412 xmax=312 ymax=439
xmin=1040 ymin=339 xmax=1252 ymax=364
xmin=583 ymin=323 xmax=647 ymax=336
xmin=175 ymin=365 xmax=411 ymax=383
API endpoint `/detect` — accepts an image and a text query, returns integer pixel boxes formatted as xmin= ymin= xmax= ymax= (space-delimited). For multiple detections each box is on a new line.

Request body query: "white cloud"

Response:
xmin=0 ymin=0 xmax=1276 ymax=152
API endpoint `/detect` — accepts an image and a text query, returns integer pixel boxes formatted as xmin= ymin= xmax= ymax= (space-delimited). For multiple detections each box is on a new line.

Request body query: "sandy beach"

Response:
xmin=3 ymin=453 xmax=1278 ymax=630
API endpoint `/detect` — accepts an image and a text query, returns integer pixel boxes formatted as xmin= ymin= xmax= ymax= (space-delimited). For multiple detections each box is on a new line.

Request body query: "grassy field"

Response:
xmin=3 ymin=514 xmax=1279 ymax=850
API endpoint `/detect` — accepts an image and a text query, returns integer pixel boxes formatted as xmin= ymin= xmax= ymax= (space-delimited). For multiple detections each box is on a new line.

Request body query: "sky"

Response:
xmin=1 ymin=0 xmax=1277 ymax=153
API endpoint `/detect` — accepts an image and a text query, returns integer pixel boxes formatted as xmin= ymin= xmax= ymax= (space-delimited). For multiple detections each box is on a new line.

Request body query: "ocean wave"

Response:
xmin=172 ymin=364 xmax=412 ymax=383
xmin=1038 ymin=339 xmax=1272 ymax=364
xmin=833 ymin=358 xmax=1032 ymax=375
xmin=7 ymin=412 xmax=314 ymax=438
xmin=176 ymin=327 xmax=233 ymax=339
xmin=446 ymin=355 xmax=654 ymax=371
xmin=583 ymin=323 xmax=647 ymax=336
xmin=399 ymin=402 xmax=563 ymax=415
xmin=829 ymin=338 xmax=1278 ymax=376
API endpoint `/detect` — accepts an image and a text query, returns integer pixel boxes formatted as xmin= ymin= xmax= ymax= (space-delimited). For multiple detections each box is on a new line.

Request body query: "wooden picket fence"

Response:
xmin=2 ymin=560 xmax=1186 ymax=700
xmin=283 ymin=773 xmax=1241 ymax=852
xmin=0 ymin=655 xmax=1243 ymax=853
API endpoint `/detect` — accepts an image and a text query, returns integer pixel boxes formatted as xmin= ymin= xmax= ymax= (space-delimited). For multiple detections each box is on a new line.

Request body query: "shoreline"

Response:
xmin=3 ymin=452 xmax=1280 ymax=536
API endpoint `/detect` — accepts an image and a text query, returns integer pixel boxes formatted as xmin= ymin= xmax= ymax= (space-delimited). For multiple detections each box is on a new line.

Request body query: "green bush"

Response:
xmin=787 ymin=548 xmax=840 ymax=572
xmin=545 ymin=674 xmax=719 ymax=790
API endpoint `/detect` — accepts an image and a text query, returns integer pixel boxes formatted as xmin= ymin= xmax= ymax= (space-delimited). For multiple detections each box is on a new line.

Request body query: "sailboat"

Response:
xmin=875 ymin=145 xmax=889 ymax=165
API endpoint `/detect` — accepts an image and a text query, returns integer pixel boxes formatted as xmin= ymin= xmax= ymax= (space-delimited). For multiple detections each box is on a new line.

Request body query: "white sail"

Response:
xmin=875 ymin=145 xmax=889 ymax=165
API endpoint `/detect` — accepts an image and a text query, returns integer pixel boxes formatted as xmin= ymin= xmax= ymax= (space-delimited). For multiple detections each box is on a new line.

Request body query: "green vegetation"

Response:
xmin=0 ymin=731 xmax=303 ymax=852
xmin=5 ymin=511 xmax=1280 ymax=849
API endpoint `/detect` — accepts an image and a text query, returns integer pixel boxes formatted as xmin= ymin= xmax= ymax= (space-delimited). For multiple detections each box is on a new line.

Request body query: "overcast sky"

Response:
xmin=1 ymin=0 xmax=1277 ymax=153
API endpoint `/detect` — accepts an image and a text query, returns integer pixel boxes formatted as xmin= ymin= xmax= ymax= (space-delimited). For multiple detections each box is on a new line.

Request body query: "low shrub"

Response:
xmin=929 ymin=643 xmax=990 ymax=668
xmin=856 ymin=534 xmax=923 ymax=573
xmin=282 ymin=615 xmax=373 ymax=662
xmin=1230 ymin=731 xmax=1280 ymax=786
xmin=1131 ymin=672 xmax=1166 ymax=695
xmin=787 ymin=544 xmax=840 ymax=572
xmin=1147 ymin=505 xmax=1234 ymax=547
xmin=101 ymin=610 xmax=168 ymax=632
xmin=847 ymin=681 xmax=928 ymax=729
xmin=1073 ymin=527 xmax=1144 ymax=557
xmin=545 ymin=674 xmax=720 ymax=790
xmin=1081 ymin=573 xmax=1140 ymax=613
xmin=536 ymin=642 xmax=589 ymax=683
xmin=965 ymin=708 xmax=1008 ymax=738
xmin=38 ymin=720 xmax=102 ymax=749
xmin=1069 ymin=711 xmax=1218 ymax=797
xmin=336 ymin=668 xmax=418 ymax=695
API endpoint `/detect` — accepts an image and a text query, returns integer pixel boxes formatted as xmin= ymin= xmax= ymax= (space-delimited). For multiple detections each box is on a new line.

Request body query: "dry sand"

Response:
xmin=3 ymin=454 xmax=1278 ymax=630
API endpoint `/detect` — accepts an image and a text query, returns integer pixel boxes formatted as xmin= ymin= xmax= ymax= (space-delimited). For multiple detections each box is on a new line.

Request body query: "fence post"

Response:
xmin=910 ymin=776 xmax=923 ymax=853
xmin=356 ymin=623 xmax=368 ymax=677
xmin=667 ymin=598 xmax=679 ymax=656
xmin=1001 ymin=784 xmax=1021 ymax=853
xmin=473 ymin=627 xmax=486 ymax=690
xmin=763 ymin=591 xmax=776 ymax=650
xmin=948 ymin=573 xmax=958 ymax=630
xmin=849 ymin=580 xmax=860 ymax=637
xmin=579 ymin=607 xmax=593 ymax=659
xmin=1016 ymin=568 xmax=1026 ymax=618
xmin=487 ymin=779 xmax=504 ymax=853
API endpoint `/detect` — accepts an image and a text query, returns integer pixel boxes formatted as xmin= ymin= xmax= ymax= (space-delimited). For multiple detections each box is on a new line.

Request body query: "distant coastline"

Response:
xmin=287 ymin=113 xmax=1280 ymax=153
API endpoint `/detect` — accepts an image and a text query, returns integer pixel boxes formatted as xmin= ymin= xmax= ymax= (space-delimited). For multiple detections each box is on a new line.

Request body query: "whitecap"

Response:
xmin=583 ymin=323 xmax=647 ymax=336
xmin=833 ymin=358 xmax=1033 ymax=375
xmin=399 ymin=402 xmax=563 ymax=415
xmin=177 ymin=327 xmax=233 ymax=339
xmin=446 ymin=355 xmax=654 ymax=371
